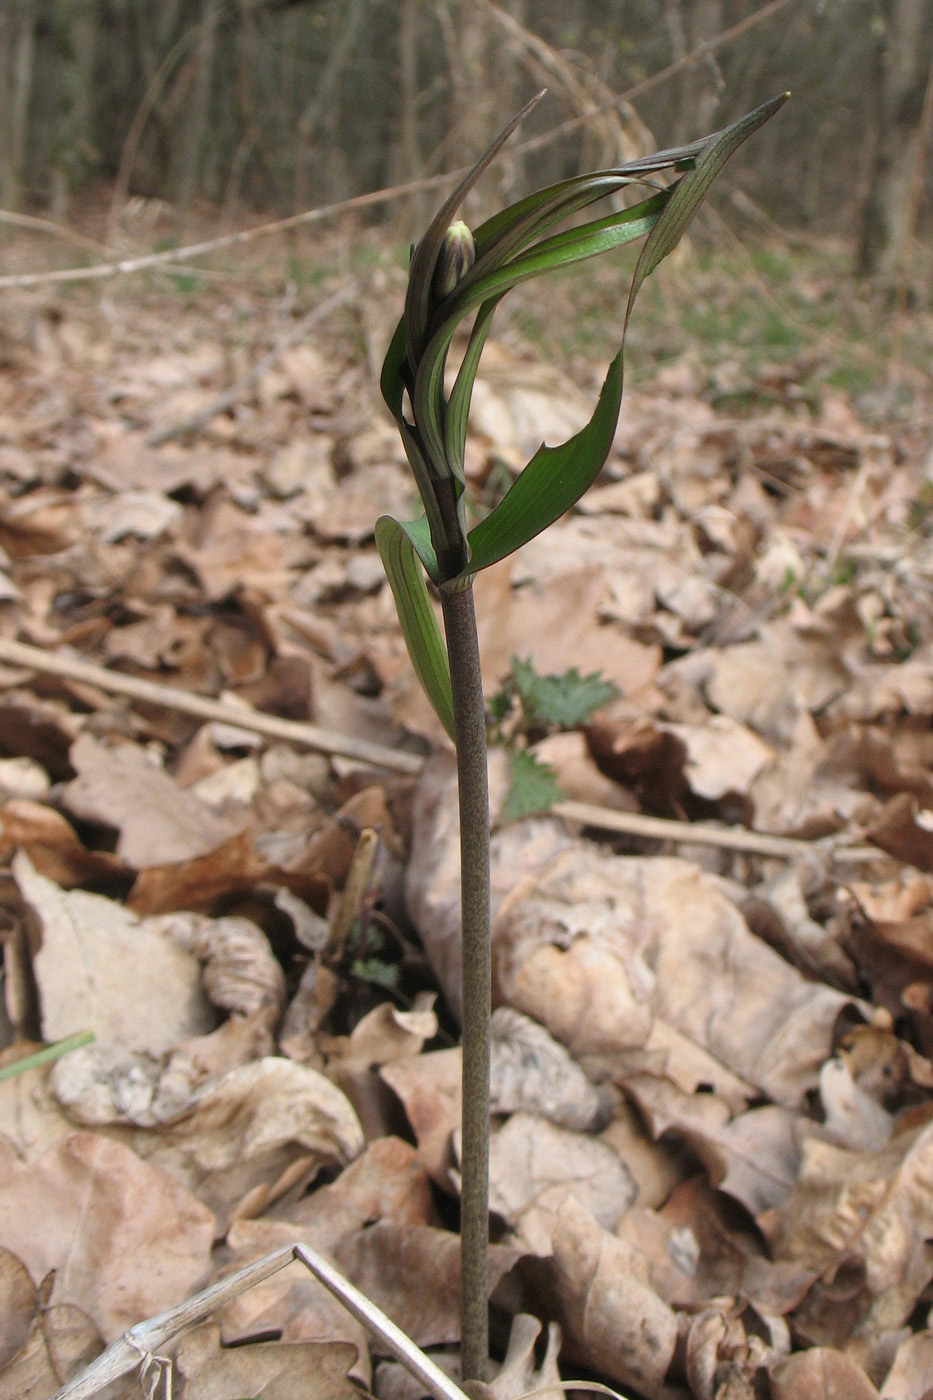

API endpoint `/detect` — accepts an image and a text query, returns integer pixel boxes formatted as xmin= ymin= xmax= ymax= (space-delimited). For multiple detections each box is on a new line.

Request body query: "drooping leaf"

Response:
xmin=511 ymin=657 xmax=619 ymax=728
xmin=413 ymin=194 xmax=666 ymax=513
xmin=456 ymin=349 xmax=624 ymax=580
xmin=624 ymin=92 xmax=789 ymax=332
xmin=374 ymin=516 xmax=454 ymax=738
xmin=501 ymin=748 xmax=563 ymax=823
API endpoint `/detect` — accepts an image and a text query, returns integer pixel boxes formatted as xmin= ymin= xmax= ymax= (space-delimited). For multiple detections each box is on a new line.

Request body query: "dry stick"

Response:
xmin=53 ymin=1241 xmax=471 ymax=1400
xmin=147 ymin=282 xmax=354 ymax=445
xmin=0 ymin=636 xmax=883 ymax=864
xmin=0 ymin=636 xmax=423 ymax=776
xmin=0 ymin=0 xmax=798 ymax=295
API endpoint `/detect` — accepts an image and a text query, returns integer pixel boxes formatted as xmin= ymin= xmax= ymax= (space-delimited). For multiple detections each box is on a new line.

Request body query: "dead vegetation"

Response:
xmin=0 ymin=235 xmax=932 ymax=1398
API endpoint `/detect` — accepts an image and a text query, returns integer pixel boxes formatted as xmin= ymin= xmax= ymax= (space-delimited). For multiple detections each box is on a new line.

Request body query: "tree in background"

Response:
xmin=858 ymin=0 xmax=933 ymax=284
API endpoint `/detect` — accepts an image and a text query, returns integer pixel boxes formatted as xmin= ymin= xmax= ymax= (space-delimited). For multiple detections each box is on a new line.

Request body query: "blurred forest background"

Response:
xmin=0 ymin=0 xmax=931 ymax=289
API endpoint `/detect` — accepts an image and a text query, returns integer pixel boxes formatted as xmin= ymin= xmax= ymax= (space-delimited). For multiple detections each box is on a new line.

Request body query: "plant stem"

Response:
xmin=440 ymin=580 xmax=491 ymax=1383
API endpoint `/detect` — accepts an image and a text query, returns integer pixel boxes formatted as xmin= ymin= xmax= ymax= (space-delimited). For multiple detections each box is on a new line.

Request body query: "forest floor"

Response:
xmin=0 ymin=212 xmax=933 ymax=1399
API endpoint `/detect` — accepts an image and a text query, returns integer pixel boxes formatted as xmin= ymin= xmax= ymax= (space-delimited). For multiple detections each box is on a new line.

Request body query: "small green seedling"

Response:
xmin=376 ymin=88 xmax=788 ymax=1380
xmin=491 ymin=656 xmax=620 ymax=821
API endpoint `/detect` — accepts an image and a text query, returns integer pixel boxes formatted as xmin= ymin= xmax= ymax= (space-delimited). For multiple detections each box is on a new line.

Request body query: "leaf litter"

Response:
xmin=0 ymin=261 xmax=930 ymax=1399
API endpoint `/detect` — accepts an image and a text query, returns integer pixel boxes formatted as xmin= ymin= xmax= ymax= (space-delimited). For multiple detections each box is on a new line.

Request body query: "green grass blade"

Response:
xmin=375 ymin=516 xmax=454 ymax=738
xmin=457 ymin=349 xmax=624 ymax=579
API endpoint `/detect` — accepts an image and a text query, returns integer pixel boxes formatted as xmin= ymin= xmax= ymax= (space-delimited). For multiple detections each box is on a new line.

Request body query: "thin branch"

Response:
xmin=554 ymin=800 xmax=882 ymax=865
xmin=0 ymin=637 xmax=423 ymax=775
xmin=0 ymin=210 xmax=105 ymax=251
xmin=0 ymin=637 xmax=884 ymax=863
xmin=53 ymin=1246 xmax=299 ymax=1399
xmin=53 ymin=1242 xmax=472 ymax=1400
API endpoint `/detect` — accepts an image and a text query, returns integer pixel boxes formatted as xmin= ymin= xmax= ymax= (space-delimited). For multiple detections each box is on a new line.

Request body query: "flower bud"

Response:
xmin=432 ymin=220 xmax=475 ymax=299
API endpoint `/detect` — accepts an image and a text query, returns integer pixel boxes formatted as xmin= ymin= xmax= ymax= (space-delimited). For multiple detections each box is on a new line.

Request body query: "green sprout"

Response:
xmin=376 ymin=88 xmax=788 ymax=1381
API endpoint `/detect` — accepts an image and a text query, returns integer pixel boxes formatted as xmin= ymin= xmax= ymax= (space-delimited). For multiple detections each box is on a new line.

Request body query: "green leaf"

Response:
xmin=404 ymin=90 xmax=545 ymax=365
xmin=457 ymin=349 xmax=624 ymax=579
xmin=375 ymin=516 xmax=454 ymax=738
xmin=501 ymin=748 xmax=563 ymax=823
xmin=625 ymin=92 xmax=789 ymax=333
xmin=444 ymin=294 xmax=503 ymax=480
xmin=511 ymin=656 xmax=619 ymax=727
xmin=413 ymin=193 xmax=666 ymax=498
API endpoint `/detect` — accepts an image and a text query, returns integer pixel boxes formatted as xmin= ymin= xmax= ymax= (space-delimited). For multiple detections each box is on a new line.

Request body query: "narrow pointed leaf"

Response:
xmin=404 ymin=90 xmax=544 ymax=364
xmin=444 ymin=294 xmax=503 ymax=479
xmin=625 ymin=92 xmax=789 ymax=331
xmin=375 ymin=516 xmax=453 ymax=737
xmin=455 ymin=349 xmax=624 ymax=580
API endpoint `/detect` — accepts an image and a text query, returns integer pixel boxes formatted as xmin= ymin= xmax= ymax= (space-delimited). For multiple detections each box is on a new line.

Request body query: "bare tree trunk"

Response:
xmin=0 ymin=0 xmax=37 ymax=210
xmin=858 ymin=0 xmax=933 ymax=281
xmin=174 ymin=0 xmax=222 ymax=220
xmin=397 ymin=0 xmax=427 ymax=238
xmin=666 ymin=0 xmax=724 ymax=145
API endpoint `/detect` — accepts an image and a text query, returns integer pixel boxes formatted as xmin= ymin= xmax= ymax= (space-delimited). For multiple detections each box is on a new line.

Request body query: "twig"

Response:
xmin=0 ymin=210 xmax=105 ymax=252
xmin=0 ymin=637 xmax=885 ymax=863
xmin=0 ymin=173 xmax=467 ymax=291
xmin=554 ymin=800 xmax=882 ymax=865
xmin=147 ymin=283 xmax=354 ymax=446
xmin=54 ymin=1242 xmax=471 ymax=1400
xmin=53 ymin=1245 xmax=299 ymax=1399
xmin=292 ymin=1243 xmax=470 ymax=1400
xmin=0 ymin=637 xmax=423 ymax=775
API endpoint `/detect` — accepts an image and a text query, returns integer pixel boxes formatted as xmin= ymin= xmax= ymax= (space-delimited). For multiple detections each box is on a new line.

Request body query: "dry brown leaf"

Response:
xmin=495 ymin=846 xmax=857 ymax=1105
xmin=215 ymin=1137 xmax=436 ymax=1369
xmin=488 ymin=1111 xmax=636 ymax=1254
xmin=769 ymin=1118 xmax=933 ymax=1338
xmin=530 ymin=731 xmax=637 ymax=811
xmin=881 ymin=1331 xmax=933 ymax=1399
xmin=217 ymin=1229 xmax=372 ymax=1382
xmin=61 ymin=733 xmax=247 ymax=867
xmin=666 ymin=714 xmax=774 ymax=801
xmin=549 ymin=1193 xmax=677 ymax=1397
xmin=172 ymin=1320 xmax=360 ymax=1400
xmin=866 ymin=794 xmax=933 ymax=871
xmin=0 ymin=1131 xmax=214 ymax=1342
xmin=0 ymin=1244 xmax=37 ymax=1370
xmin=123 ymin=1056 xmax=364 ymax=1227
xmin=333 ymin=1221 xmax=519 ymax=1349
xmin=598 ymin=1096 xmax=688 ymax=1210
xmin=127 ymin=827 xmax=328 ymax=916
xmin=769 ymin=1345 xmax=881 ymax=1399
xmin=488 ymin=1313 xmax=562 ymax=1400
xmin=0 ymin=1303 xmax=104 ymax=1400
xmin=489 ymin=1007 xmax=606 ymax=1131
xmin=322 ymin=995 xmax=438 ymax=1076
xmin=408 ymin=758 xmax=858 ymax=1103
xmin=380 ymin=1048 xmax=462 ymax=1185
xmin=16 ymin=853 xmax=214 ymax=1054
xmin=150 ymin=911 xmax=286 ymax=1021
xmin=0 ymin=798 xmax=125 ymax=887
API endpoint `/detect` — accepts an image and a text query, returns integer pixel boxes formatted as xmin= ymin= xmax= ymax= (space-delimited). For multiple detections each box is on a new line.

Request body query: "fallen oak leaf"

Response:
xmin=0 ymin=799 xmax=125 ymax=887
xmin=61 ymin=733 xmax=248 ymax=867
xmin=0 ymin=1131 xmax=214 ymax=1343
